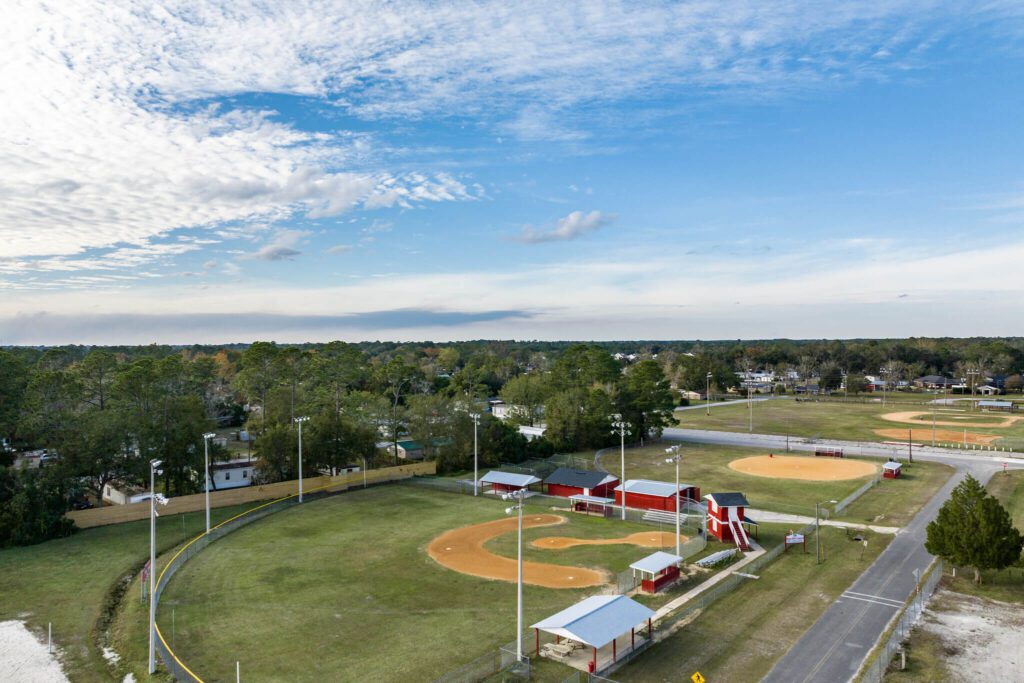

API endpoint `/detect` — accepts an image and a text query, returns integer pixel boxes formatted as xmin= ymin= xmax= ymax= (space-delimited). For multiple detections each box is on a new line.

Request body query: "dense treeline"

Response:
xmin=1 ymin=336 xmax=1022 ymax=546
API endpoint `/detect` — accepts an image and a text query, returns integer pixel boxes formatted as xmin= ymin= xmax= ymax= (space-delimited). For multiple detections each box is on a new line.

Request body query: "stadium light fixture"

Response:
xmin=610 ymin=414 xmax=627 ymax=520
xmin=202 ymin=433 xmax=216 ymax=534
xmin=148 ymin=458 xmax=163 ymax=674
xmin=294 ymin=416 xmax=310 ymax=502
xmin=503 ymin=489 xmax=526 ymax=663
xmin=665 ymin=446 xmax=683 ymax=557
xmin=469 ymin=413 xmax=481 ymax=496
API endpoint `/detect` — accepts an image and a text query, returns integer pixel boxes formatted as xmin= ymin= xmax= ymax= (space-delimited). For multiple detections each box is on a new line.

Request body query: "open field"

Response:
xmin=0 ymin=503 xmax=264 ymax=682
xmin=157 ymin=485 xmax=716 ymax=682
xmin=615 ymin=524 xmax=893 ymax=682
xmin=613 ymin=443 xmax=878 ymax=516
xmin=676 ymin=399 xmax=1024 ymax=450
xmin=831 ymin=460 xmax=954 ymax=528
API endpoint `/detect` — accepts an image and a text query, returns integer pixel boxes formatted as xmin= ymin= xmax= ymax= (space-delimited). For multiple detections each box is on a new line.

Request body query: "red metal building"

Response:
xmin=613 ymin=479 xmax=700 ymax=512
xmin=544 ymin=467 xmax=619 ymax=498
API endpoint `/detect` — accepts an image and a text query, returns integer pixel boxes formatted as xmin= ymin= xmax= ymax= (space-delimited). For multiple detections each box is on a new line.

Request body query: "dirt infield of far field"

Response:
xmin=532 ymin=531 xmax=688 ymax=550
xmin=874 ymin=428 xmax=1000 ymax=445
xmin=729 ymin=455 xmax=877 ymax=481
xmin=880 ymin=411 xmax=1022 ymax=429
xmin=427 ymin=514 xmax=610 ymax=589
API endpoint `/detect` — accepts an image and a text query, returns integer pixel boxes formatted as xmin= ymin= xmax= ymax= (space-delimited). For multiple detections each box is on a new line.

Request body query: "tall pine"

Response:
xmin=926 ymin=475 xmax=1023 ymax=583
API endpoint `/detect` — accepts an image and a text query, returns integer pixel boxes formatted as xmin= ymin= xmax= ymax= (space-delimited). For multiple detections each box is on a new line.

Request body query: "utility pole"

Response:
xmin=706 ymin=372 xmax=712 ymax=416
xmin=294 ymin=416 xmax=309 ymax=502
xmin=470 ymin=413 xmax=480 ymax=496
xmin=611 ymin=415 xmax=627 ymax=520
xmin=202 ymin=432 xmax=215 ymax=534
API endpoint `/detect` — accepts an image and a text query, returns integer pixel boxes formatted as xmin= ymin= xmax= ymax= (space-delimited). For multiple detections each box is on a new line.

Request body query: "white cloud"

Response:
xmin=241 ymin=229 xmax=309 ymax=261
xmin=327 ymin=244 xmax=354 ymax=255
xmin=516 ymin=210 xmax=615 ymax=243
xmin=3 ymin=0 xmax=1011 ymax=270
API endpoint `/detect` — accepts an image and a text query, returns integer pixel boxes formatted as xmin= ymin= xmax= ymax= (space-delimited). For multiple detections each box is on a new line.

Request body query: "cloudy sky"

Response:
xmin=2 ymin=1 xmax=1023 ymax=344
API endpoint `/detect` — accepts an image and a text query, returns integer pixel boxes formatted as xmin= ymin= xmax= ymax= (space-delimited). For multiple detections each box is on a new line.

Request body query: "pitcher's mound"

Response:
xmin=729 ymin=455 xmax=876 ymax=481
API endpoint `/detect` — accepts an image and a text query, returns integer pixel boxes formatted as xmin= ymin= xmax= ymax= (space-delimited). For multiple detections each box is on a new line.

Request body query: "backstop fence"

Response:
xmin=150 ymin=463 xmax=434 ymax=682
xmin=430 ymin=640 xmax=529 ymax=683
xmin=856 ymin=559 xmax=943 ymax=683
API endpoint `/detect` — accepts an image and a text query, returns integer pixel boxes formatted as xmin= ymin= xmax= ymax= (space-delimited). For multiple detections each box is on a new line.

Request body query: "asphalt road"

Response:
xmin=662 ymin=427 xmax=1021 ymax=682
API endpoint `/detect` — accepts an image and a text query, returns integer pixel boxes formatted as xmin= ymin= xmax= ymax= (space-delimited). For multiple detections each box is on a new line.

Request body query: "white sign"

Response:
xmin=785 ymin=534 xmax=804 ymax=544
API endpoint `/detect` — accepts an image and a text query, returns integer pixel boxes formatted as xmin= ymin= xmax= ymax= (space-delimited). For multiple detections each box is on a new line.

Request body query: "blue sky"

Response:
xmin=2 ymin=1 xmax=1024 ymax=344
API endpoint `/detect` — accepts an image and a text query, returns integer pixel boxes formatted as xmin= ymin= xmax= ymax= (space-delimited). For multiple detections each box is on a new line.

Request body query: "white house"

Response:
xmin=518 ymin=425 xmax=547 ymax=441
xmin=102 ymin=481 xmax=152 ymax=505
xmin=208 ymin=458 xmax=257 ymax=490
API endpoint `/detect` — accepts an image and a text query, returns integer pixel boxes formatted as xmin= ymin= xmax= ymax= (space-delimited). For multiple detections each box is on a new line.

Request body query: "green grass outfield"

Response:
xmin=0 ymin=503 xmax=264 ymax=682
xmin=676 ymin=399 xmax=1024 ymax=450
xmin=158 ymin=485 xmax=743 ymax=682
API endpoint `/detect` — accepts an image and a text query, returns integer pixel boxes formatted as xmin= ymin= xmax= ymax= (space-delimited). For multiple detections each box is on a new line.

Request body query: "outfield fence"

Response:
xmin=834 ymin=473 xmax=882 ymax=515
xmin=431 ymin=640 xmax=528 ymax=683
xmin=856 ymin=559 xmax=943 ymax=683
xmin=149 ymin=463 xmax=434 ymax=682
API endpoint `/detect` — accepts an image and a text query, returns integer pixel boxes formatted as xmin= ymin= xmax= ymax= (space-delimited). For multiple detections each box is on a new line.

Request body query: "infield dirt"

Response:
xmin=728 ymin=455 xmax=877 ymax=481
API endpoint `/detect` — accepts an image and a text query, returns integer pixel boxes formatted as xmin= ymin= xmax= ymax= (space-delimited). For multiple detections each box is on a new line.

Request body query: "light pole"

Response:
xmin=880 ymin=365 xmax=888 ymax=407
xmin=294 ymin=416 xmax=309 ymax=502
xmin=706 ymin=372 xmax=712 ymax=416
xmin=148 ymin=458 xmax=168 ymax=675
xmin=202 ymin=432 xmax=216 ymax=535
xmin=665 ymin=446 xmax=682 ymax=558
xmin=611 ymin=414 xmax=627 ymax=520
xmin=470 ymin=412 xmax=481 ymax=496
xmin=815 ymin=499 xmax=838 ymax=565
xmin=747 ymin=368 xmax=753 ymax=433
xmin=503 ymin=490 xmax=526 ymax=663
xmin=966 ymin=368 xmax=979 ymax=411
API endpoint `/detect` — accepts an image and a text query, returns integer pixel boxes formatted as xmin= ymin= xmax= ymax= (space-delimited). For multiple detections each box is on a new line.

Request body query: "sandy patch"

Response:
xmin=426 ymin=514 xmax=609 ymax=589
xmin=532 ymin=531 xmax=688 ymax=550
xmin=874 ymin=428 xmax=1000 ymax=445
xmin=728 ymin=455 xmax=876 ymax=481
xmin=912 ymin=590 xmax=1024 ymax=680
xmin=0 ymin=621 xmax=69 ymax=683
xmin=880 ymin=411 xmax=1021 ymax=429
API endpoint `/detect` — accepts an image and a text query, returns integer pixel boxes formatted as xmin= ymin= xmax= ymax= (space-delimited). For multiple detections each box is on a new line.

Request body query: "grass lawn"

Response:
xmin=615 ymin=524 xmax=893 ymax=682
xmin=833 ymin=461 xmax=954 ymax=528
xmin=156 ymin=485 xmax=712 ymax=682
xmin=0 ymin=503 xmax=263 ymax=682
xmin=616 ymin=443 xmax=879 ymax=517
xmin=676 ymin=399 xmax=1024 ymax=450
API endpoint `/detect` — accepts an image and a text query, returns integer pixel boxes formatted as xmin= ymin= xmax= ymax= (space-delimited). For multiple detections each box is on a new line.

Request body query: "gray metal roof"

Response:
xmin=531 ymin=595 xmax=656 ymax=649
xmin=613 ymin=479 xmax=692 ymax=498
xmin=704 ymin=492 xmax=750 ymax=507
xmin=479 ymin=471 xmax=541 ymax=487
xmin=567 ymin=494 xmax=615 ymax=504
xmin=544 ymin=467 xmax=617 ymax=489
xmin=979 ymin=400 xmax=1012 ymax=407
xmin=629 ymin=551 xmax=682 ymax=576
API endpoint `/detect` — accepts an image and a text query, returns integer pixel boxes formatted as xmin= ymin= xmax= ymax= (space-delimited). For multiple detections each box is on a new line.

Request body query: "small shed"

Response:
xmin=479 ymin=471 xmax=541 ymax=494
xmin=545 ymin=467 xmax=619 ymax=499
xmin=532 ymin=595 xmax=655 ymax=672
xmin=629 ymin=551 xmax=682 ymax=593
xmin=614 ymin=479 xmax=700 ymax=512
xmin=883 ymin=461 xmax=902 ymax=479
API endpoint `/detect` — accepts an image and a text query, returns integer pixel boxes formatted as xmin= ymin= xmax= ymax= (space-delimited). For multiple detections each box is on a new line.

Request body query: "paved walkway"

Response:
xmin=748 ymin=508 xmax=900 ymax=535
xmin=652 ymin=541 xmax=765 ymax=622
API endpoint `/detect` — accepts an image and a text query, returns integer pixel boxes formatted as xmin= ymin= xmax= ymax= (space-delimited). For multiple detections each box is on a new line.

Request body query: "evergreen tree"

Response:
xmin=925 ymin=475 xmax=1023 ymax=583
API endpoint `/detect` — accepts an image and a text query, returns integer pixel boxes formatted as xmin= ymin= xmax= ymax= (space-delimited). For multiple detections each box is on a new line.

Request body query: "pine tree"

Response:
xmin=925 ymin=475 xmax=1023 ymax=583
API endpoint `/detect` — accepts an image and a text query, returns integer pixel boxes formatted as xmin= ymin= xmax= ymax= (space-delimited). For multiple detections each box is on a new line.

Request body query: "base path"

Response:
xmin=728 ymin=455 xmax=877 ymax=481
xmin=880 ymin=411 xmax=1021 ymax=428
xmin=426 ymin=514 xmax=609 ymax=589
xmin=533 ymin=531 xmax=687 ymax=550
xmin=874 ymin=428 xmax=999 ymax=445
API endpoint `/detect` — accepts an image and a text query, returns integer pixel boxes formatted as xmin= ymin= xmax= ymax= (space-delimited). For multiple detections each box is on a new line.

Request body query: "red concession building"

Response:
xmin=479 ymin=470 xmax=541 ymax=494
xmin=704 ymin=492 xmax=758 ymax=551
xmin=614 ymin=479 xmax=700 ymax=512
xmin=544 ymin=467 xmax=619 ymax=498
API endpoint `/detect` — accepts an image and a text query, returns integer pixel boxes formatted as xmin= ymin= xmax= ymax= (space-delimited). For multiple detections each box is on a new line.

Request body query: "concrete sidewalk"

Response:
xmin=652 ymin=541 xmax=766 ymax=622
xmin=749 ymin=508 xmax=900 ymax=535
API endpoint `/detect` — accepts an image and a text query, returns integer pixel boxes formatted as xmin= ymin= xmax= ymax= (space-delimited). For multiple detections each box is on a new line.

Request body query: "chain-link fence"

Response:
xmin=856 ymin=560 xmax=943 ymax=683
xmin=432 ymin=640 xmax=528 ymax=683
xmin=834 ymin=474 xmax=882 ymax=514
